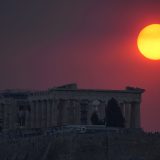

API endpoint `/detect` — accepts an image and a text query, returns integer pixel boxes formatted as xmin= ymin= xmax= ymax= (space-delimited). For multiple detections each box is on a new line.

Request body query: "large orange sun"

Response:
xmin=137 ymin=24 xmax=160 ymax=60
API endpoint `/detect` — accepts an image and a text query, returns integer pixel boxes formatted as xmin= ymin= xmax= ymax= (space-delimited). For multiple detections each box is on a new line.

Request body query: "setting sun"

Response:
xmin=137 ymin=24 xmax=160 ymax=60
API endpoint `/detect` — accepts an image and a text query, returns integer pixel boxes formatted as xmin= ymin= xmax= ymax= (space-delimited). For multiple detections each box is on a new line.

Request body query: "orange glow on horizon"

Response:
xmin=137 ymin=24 xmax=160 ymax=60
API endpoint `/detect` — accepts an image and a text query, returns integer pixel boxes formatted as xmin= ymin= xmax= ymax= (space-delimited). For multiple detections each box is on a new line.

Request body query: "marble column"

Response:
xmin=80 ymin=101 xmax=89 ymax=125
xmin=29 ymin=102 xmax=32 ymax=128
xmin=0 ymin=103 xmax=4 ymax=130
xmin=47 ymin=99 xmax=53 ymax=128
xmin=42 ymin=100 xmax=47 ymax=128
xmin=124 ymin=103 xmax=131 ymax=128
xmin=61 ymin=100 xmax=68 ymax=125
xmin=44 ymin=100 xmax=48 ymax=128
xmin=30 ymin=101 xmax=35 ymax=128
xmin=9 ymin=103 xmax=14 ymax=129
xmin=41 ymin=100 xmax=44 ymax=128
xmin=53 ymin=99 xmax=58 ymax=126
xmin=74 ymin=100 xmax=80 ymax=124
xmin=119 ymin=103 xmax=125 ymax=118
xmin=25 ymin=104 xmax=31 ymax=128
xmin=37 ymin=100 xmax=42 ymax=128
xmin=57 ymin=99 xmax=65 ymax=126
xmin=34 ymin=101 xmax=37 ymax=128
xmin=3 ymin=103 xmax=7 ymax=129
xmin=5 ymin=103 xmax=9 ymax=129
xmin=131 ymin=102 xmax=140 ymax=128
xmin=67 ymin=99 xmax=78 ymax=125
xmin=34 ymin=101 xmax=38 ymax=128
xmin=88 ymin=101 xmax=94 ymax=125
xmin=65 ymin=100 xmax=70 ymax=124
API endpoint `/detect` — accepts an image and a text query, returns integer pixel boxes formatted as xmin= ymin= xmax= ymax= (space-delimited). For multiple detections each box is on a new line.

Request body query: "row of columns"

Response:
xmin=0 ymin=99 xmax=141 ymax=130
xmin=120 ymin=102 xmax=140 ymax=128
xmin=29 ymin=99 xmax=140 ymax=129
xmin=30 ymin=100 xmax=54 ymax=128
xmin=0 ymin=103 xmax=5 ymax=129
xmin=29 ymin=99 xmax=100 ymax=128
xmin=29 ymin=99 xmax=82 ymax=128
xmin=79 ymin=100 xmax=141 ymax=128
xmin=0 ymin=103 xmax=18 ymax=130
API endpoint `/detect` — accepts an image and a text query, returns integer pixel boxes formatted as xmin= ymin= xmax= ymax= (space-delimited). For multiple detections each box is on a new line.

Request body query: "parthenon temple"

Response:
xmin=0 ymin=84 xmax=145 ymax=131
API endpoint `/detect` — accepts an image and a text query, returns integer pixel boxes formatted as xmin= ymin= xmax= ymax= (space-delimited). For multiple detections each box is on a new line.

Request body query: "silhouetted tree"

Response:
xmin=105 ymin=98 xmax=125 ymax=127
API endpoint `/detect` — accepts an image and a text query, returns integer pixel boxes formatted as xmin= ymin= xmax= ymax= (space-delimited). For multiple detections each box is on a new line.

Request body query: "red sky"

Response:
xmin=0 ymin=0 xmax=160 ymax=131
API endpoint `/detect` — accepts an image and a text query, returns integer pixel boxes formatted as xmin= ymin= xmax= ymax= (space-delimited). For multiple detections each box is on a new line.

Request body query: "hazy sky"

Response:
xmin=0 ymin=0 xmax=160 ymax=131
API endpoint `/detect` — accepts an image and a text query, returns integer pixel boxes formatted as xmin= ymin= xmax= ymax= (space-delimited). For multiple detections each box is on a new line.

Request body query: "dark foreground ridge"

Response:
xmin=0 ymin=126 xmax=160 ymax=160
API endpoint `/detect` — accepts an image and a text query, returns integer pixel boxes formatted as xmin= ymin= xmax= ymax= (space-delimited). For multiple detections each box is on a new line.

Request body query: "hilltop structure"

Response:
xmin=1 ymin=84 xmax=160 ymax=160
xmin=0 ymin=83 xmax=144 ymax=131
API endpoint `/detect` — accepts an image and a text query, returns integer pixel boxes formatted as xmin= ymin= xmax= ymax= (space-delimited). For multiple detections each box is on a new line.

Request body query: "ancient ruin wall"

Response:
xmin=0 ymin=132 xmax=160 ymax=160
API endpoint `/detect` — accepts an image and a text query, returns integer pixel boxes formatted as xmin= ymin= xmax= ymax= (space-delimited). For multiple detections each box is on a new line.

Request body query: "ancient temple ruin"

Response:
xmin=0 ymin=84 xmax=145 ymax=131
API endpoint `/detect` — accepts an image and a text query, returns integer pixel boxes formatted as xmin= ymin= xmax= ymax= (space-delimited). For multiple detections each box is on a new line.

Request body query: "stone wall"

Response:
xmin=0 ymin=130 xmax=160 ymax=160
